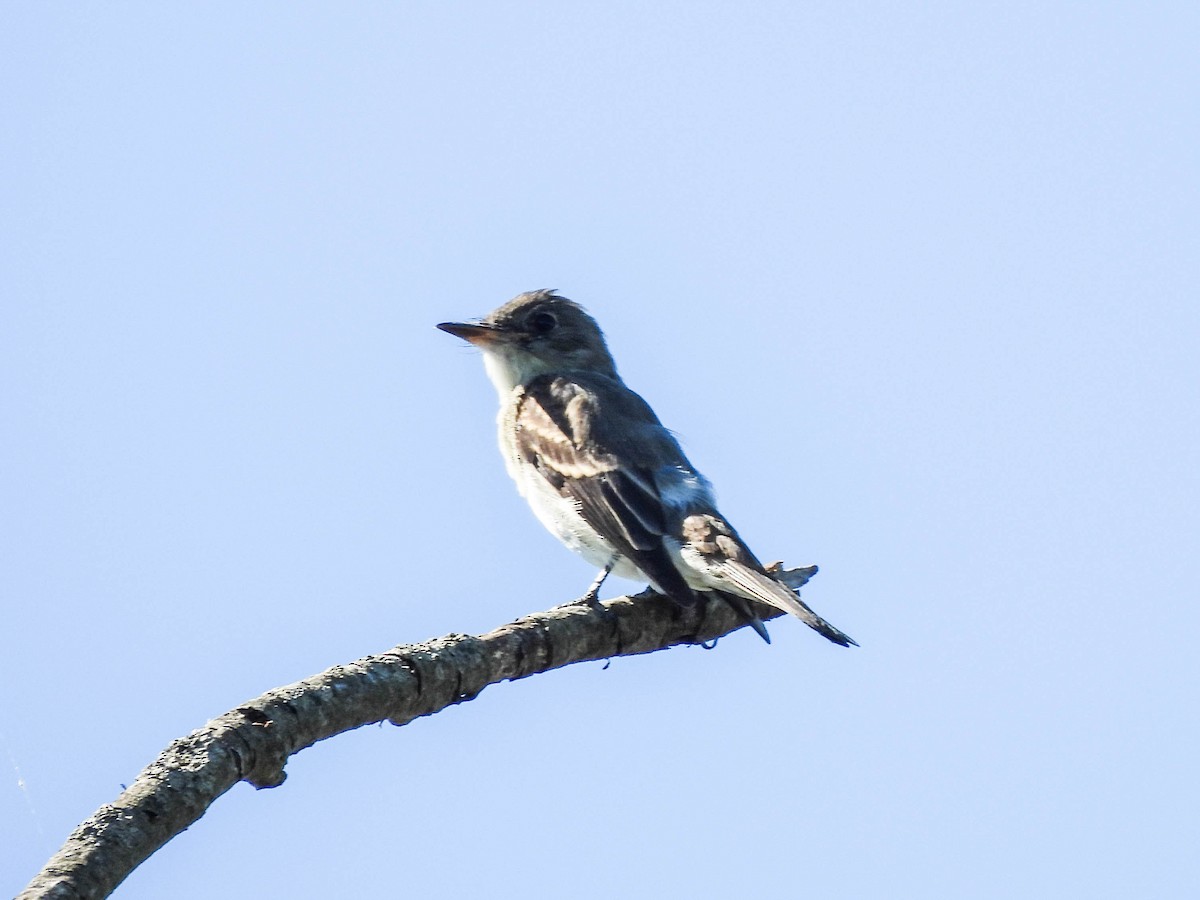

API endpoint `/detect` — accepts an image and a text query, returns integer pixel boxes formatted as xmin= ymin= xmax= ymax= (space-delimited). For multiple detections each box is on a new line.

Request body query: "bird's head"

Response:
xmin=438 ymin=290 xmax=619 ymax=393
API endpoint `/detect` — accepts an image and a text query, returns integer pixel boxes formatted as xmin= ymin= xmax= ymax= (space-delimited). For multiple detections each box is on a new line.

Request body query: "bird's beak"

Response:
xmin=436 ymin=321 xmax=504 ymax=346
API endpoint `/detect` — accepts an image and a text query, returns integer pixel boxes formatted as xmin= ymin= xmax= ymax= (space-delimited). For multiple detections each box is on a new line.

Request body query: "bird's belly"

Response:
xmin=510 ymin=458 xmax=644 ymax=580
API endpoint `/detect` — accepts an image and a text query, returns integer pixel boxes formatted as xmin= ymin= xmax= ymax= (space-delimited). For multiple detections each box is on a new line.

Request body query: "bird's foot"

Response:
xmin=565 ymin=561 xmax=619 ymax=621
xmin=568 ymin=590 xmax=618 ymax=622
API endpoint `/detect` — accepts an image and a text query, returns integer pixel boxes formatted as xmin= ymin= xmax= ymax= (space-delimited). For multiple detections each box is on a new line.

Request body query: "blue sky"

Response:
xmin=3 ymin=3 xmax=1198 ymax=897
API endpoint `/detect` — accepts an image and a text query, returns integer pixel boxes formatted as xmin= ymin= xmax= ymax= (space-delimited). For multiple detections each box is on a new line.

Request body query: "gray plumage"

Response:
xmin=438 ymin=290 xmax=856 ymax=647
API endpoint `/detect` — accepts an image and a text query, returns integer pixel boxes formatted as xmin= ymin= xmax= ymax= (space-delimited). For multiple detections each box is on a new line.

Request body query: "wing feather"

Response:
xmin=512 ymin=373 xmax=855 ymax=644
xmin=515 ymin=376 xmax=701 ymax=606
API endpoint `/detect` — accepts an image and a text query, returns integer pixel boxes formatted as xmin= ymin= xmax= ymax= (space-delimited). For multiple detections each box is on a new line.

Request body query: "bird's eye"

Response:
xmin=528 ymin=311 xmax=557 ymax=334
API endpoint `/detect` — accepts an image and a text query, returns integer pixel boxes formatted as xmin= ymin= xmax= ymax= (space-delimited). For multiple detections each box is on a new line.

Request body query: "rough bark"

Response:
xmin=19 ymin=567 xmax=816 ymax=899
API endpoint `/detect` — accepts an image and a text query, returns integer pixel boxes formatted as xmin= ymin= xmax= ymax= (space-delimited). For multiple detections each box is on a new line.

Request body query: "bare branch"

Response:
xmin=19 ymin=568 xmax=817 ymax=899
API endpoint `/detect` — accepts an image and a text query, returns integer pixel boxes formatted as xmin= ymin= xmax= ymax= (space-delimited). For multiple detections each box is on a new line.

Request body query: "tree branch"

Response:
xmin=19 ymin=566 xmax=816 ymax=899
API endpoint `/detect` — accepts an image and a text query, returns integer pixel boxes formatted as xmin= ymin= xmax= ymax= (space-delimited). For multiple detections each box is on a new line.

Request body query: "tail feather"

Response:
xmin=718 ymin=561 xmax=858 ymax=647
xmin=674 ymin=511 xmax=856 ymax=647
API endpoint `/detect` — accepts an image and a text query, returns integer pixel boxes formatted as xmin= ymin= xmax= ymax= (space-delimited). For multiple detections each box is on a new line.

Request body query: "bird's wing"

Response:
xmin=514 ymin=375 xmax=703 ymax=605
xmin=679 ymin=513 xmax=858 ymax=647
xmin=515 ymin=375 xmax=855 ymax=647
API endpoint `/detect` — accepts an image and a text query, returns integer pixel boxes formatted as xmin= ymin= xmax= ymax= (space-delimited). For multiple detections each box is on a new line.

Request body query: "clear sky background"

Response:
xmin=3 ymin=3 xmax=1197 ymax=898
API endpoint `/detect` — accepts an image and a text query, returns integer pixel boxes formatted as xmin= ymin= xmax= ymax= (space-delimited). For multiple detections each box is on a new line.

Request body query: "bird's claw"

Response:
xmin=569 ymin=592 xmax=618 ymax=622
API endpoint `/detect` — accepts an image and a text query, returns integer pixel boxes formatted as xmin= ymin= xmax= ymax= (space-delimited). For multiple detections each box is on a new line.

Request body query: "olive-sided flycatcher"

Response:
xmin=438 ymin=289 xmax=855 ymax=647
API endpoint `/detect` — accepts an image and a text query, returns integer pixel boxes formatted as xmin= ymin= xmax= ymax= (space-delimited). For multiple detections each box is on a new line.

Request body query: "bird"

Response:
xmin=437 ymin=289 xmax=855 ymax=647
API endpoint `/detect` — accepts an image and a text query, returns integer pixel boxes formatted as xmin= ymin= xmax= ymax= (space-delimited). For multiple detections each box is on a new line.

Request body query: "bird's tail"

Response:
xmin=720 ymin=562 xmax=858 ymax=647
